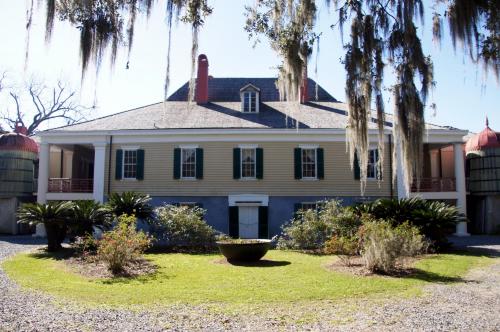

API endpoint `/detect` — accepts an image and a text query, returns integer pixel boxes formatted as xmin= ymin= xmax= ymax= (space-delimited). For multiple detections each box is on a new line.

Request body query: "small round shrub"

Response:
xmin=150 ymin=204 xmax=217 ymax=250
xmin=278 ymin=200 xmax=362 ymax=250
xmin=97 ymin=214 xmax=151 ymax=274
xmin=359 ymin=219 xmax=427 ymax=273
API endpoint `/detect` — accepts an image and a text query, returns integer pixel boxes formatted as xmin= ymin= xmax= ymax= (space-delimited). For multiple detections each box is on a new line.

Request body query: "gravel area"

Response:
xmin=0 ymin=235 xmax=499 ymax=331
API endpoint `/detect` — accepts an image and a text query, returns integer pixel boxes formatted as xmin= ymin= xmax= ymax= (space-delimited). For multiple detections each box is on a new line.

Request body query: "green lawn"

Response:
xmin=2 ymin=250 xmax=492 ymax=309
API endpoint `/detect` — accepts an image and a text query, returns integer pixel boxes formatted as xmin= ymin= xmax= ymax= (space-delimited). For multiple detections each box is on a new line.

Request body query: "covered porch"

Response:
xmin=37 ymin=140 xmax=108 ymax=203
xmin=401 ymin=141 xmax=468 ymax=236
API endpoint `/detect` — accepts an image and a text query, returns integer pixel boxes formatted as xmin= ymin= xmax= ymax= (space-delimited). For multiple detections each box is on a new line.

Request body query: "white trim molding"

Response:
xmin=228 ymin=194 xmax=269 ymax=207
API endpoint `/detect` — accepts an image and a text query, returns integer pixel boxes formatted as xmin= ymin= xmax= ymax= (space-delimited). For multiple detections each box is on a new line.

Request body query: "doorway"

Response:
xmin=238 ymin=206 xmax=259 ymax=238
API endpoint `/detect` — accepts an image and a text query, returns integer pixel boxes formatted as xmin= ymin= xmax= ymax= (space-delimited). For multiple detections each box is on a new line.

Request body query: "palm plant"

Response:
xmin=17 ymin=201 xmax=73 ymax=251
xmin=354 ymin=198 xmax=465 ymax=249
xmin=70 ymin=200 xmax=112 ymax=237
xmin=106 ymin=192 xmax=153 ymax=220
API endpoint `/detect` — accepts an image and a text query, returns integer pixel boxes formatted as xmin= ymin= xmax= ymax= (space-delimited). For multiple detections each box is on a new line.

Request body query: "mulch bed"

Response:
xmin=325 ymin=256 xmax=420 ymax=277
xmin=63 ymin=255 xmax=157 ymax=279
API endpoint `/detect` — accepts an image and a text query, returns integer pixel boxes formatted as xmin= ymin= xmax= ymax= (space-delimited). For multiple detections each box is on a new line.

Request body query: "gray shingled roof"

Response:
xmin=45 ymin=77 xmax=456 ymax=133
xmin=48 ymin=101 xmax=447 ymax=132
xmin=167 ymin=78 xmax=337 ymax=102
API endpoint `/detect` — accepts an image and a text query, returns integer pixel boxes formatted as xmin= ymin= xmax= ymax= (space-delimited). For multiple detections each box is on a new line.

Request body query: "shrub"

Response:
xmin=360 ymin=219 xmax=426 ymax=273
xmin=150 ymin=204 xmax=217 ymax=250
xmin=106 ymin=192 xmax=153 ymax=220
xmin=324 ymin=235 xmax=359 ymax=266
xmin=328 ymin=208 xmax=362 ymax=238
xmin=17 ymin=201 xmax=73 ymax=252
xmin=278 ymin=200 xmax=362 ymax=250
xmin=73 ymin=234 xmax=99 ymax=258
xmin=354 ymin=198 xmax=465 ymax=249
xmin=97 ymin=214 xmax=151 ymax=273
xmin=277 ymin=208 xmax=333 ymax=250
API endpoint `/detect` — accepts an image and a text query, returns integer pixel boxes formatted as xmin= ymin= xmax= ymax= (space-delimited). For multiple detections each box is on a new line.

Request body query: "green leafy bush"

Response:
xmin=17 ymin=201 xmax=73 ymax=252
xmin=106 ymin=192 xmax=153 ymax=220
xmin=359 ymin=219 xmax=427 ymax=273
xmin=150 ymin=204 xmax=217 ymax=250
xmin=277 ymin=208 xmax=333 ymax=250
xmin=324 ymin=235 xmax=359 ymax=266
xmin=97 ymin=214 xmax=151 ymax=274
xmin=278 ymin=200 xmax=361 ymax=250
xmin=354 ymin=198 xmax=466 ymax=249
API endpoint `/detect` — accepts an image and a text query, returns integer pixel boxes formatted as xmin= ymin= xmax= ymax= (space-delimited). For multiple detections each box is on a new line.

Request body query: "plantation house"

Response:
xmin=36 ymin=54 xmax=469 ymax=238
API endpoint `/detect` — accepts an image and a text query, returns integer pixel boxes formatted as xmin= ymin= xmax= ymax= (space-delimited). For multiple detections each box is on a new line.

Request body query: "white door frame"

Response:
xmin=228 ymin=194 xmax=269 ymax=207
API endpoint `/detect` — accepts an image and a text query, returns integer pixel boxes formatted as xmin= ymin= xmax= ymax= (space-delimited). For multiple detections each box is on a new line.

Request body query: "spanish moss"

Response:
xmin=24 ymin=0 xmax=34 ymax=71
xmin=43 ymin=0 xmax=211 ymax=98
xmin=245 ymin=0 xmax=318 ymax=103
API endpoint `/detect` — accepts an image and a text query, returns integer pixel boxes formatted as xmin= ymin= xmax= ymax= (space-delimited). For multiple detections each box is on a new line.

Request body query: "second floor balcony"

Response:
xmin=48 ymin=178 xmax=93 ymax=193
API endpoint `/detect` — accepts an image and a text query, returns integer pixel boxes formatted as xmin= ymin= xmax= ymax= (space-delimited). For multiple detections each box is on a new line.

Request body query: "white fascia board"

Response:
xmin=37 ymin=128 xmax=468 ymax=145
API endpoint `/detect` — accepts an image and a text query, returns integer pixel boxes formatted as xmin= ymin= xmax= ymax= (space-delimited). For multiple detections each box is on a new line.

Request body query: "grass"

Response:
xmin=2 ymin=249 xmax=493 ymax=309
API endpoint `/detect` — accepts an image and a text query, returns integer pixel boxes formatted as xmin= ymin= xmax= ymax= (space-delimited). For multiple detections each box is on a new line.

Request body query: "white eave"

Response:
xmin=36 ymin=127 xmax=469 ymax=145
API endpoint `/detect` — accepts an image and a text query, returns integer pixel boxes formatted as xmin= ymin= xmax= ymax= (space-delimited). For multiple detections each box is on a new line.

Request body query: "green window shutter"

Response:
xmin=258 ymin=206 xmax=269 ymax=239
xmin=256 ymin=148 xmax=264 ymax=179
xmin=294 ymin=148 xmax=302 ymax=179
xmin=173 ymin=148 xmax=181 ymax=179
xmin=233 ymin=148 xmax=241 ymax=179
xmin=136 ymin=149 xmax=145 ymax=180
xmin=354 ymin=152 xmax=361 ymax=180
xmin=196 ymin=148 xmax=204 ymax=179
xmin=317 ymin=148 xmax=324 ymax=179
xmin=115 ymin=149 xmax=123 ymax=180
xmin=228 ymin=206 xmax=239 ymax=238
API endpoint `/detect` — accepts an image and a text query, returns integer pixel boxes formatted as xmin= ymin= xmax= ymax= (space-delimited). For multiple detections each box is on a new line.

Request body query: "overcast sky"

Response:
xmin=0 ymin=0 xmax=498 ymax=133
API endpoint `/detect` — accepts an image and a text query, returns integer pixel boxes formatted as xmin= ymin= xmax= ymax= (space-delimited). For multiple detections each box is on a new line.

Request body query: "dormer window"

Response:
xmin=243 ymin=91 xmax=257 ymax=113
xmin=240 ymin=84 xmax=260 ymax=113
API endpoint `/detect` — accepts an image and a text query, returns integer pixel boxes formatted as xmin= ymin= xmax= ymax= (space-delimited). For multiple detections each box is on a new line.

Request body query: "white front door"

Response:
xmin=239 ymin=206 xmax=259 ymax=239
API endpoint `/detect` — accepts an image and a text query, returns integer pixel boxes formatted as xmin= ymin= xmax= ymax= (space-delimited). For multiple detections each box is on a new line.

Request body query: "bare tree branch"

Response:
xmin=1 ymin=78 xmax=89 ymax=135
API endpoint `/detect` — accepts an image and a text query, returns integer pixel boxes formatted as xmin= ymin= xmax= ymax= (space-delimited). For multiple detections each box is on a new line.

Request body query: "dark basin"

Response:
xmin=216 ymin=239 xmax=272 ymax=262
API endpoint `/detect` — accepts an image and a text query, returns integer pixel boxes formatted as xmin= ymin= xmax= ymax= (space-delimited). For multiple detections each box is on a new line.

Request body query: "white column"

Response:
xmin=453 ymin=142 xmax=469 ymax=236
xmin=34 ymin=142 xmax=49 ymax=237
xmin=396 ymin=136 xmax=409 ymax=199
xmin=92 ymin=142 xmax=107 ymax=203
xmin=37 ymin=142 xmax=50 ymax=204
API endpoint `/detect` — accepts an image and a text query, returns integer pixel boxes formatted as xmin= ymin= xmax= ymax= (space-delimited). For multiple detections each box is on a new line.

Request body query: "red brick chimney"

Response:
xmin=195 ymin=54 xmax=209 ymax=104
xmin=300 ymin=65 xmax=308 ymax=104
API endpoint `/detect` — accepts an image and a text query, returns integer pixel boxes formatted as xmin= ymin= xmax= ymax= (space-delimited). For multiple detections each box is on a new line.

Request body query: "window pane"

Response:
xmin=241 ymin=148 xmax=256 ymax=178
xmin=302 ymin=148 xmax=316 ymax=178
xmin=243 ymin=91 xmax=257 ymax=113
xmin=367 ymin=150 xmax=377 ymax=179
xmin=123 ymin=150 xmax=137 ymax=179
xmin=182 ymin=149 xmax=196 ymax=178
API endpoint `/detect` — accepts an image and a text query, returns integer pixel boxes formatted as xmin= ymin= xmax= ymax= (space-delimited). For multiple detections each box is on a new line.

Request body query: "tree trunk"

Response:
xmin=44 ymin=222 xmax=65 ymax=252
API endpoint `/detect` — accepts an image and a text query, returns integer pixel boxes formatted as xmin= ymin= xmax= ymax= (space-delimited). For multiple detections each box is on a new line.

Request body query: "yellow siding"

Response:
xmin=104 ymin=142 xmax=393 ymax=197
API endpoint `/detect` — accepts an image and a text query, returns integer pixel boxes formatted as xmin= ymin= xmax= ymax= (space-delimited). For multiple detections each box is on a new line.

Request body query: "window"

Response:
xmin=367 ymin=149 xmax=379 ymax=179
xmin=241 ymin=148 xmax=256 ymax=178
xmin=300 ymin=203 xmax=318 ymax=211
xmin=242 ymin=91 xmax=257 ymax=113
xmin=123 ymin=149 xmax=138 ymax=179
xmin=302 ymin=148 xmax=316 ymax=178
xmin=181 ymin=148 xmax=196 ymax=178
xmin=179 ymin=202 xmax=196 ymax=208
